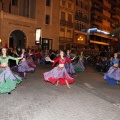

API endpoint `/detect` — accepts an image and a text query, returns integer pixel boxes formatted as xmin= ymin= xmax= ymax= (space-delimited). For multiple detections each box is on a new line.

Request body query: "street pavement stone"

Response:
xmin=0 ymin=65 xmax=120 ymax=120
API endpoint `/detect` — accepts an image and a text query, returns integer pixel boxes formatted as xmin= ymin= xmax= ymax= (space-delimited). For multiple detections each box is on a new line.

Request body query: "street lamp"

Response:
xmin=0 ymin=39 xmax=2 ymax=48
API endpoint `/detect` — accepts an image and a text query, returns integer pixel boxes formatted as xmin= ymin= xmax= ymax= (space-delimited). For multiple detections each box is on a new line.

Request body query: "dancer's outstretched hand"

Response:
xmin=45 ymin=56 xmax=51 ymax=62
xmin=71 ymin=56 xmax=76 ymax=61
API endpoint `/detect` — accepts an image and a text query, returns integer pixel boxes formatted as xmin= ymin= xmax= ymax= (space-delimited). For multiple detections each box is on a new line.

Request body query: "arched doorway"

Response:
xmin=9 ymin=30 xmax=26 ymax=48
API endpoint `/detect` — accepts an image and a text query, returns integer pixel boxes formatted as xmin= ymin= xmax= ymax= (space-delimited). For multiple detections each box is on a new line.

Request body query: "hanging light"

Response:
xmin=77 ymin=36 xmax=83 ymax=41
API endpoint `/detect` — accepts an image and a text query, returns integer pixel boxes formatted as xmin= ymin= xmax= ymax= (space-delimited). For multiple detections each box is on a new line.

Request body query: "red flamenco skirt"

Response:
xmin=43 ymin=66 xmax=75 ymax=85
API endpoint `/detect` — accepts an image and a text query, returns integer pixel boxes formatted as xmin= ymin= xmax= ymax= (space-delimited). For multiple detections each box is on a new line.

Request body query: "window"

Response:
xmin=75 ymin=22 xmax=79 ymax=30
xmin=62 ymin=0 xmax=65 ymax=6
xmin=79 ymin=11 xmax=83 ymax=16
xmin=60 ymin=28 xmax=65 ymax=32
xmin=76 ymin=10 xmax=79 ymax=16
xmin=60 ymin=28 xmax=65 ymax=37
xmin=76 ymin=0 xmax=78 ymax=5
xmin=84 ymin=14 xmax=87 ymax=19
xmin=68 ymin=3 xmax=72 ymax=8
xmin=68 ymin=14 xmax=72 ymax=22
xmin=80 ymin=22 xmax=82 ymax=30
xmin=75 ymin=22 xmax=77 ymax=30
xmin=12 ymin=0 xmax=18 ymax=6
xmin=45 ymin=15 xmax=50 ymax=24
xmin=61 ymin=11 xmax=65 ymax=20
xmin=85 ymin=3 xmax=89 ymax=10
xmin=43 ymin=40 xmax=48 ymax=43
xmin=46 ymin=0 xmax=51 ymax=6
xmin=67 ymin=30 xmax=72 ymax=38
xmin=81 ymin=1 xmax=83 ymax=7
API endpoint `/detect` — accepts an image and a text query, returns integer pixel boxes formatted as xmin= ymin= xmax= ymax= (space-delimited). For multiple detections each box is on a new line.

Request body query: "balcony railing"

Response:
xmin=75 ymin=15 xmax=89 ymax=23
xmin=59 ymin=37 xmax=73 ymax=42
xmin=60 ymin=20 xmax=73 ymax=28
xmin=91 ymin=18 xmax=102 ymax=23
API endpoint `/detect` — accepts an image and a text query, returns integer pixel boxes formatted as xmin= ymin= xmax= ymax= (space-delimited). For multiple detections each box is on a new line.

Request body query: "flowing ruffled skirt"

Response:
xmin=0 ymin=67 xmax=22 ymax=93
xmin=73 ymin=60 xmax=85 ymax=72
xmin=104 ymin=66 xmax=120 ymax=85
xmin=43 ymin=66 xmax=75 ymax=85
xmin=11 ymin=61 xmax=34 ymax=77
xmin=26 ymin=57 xmax=36 ymax=68
xmin=65 ymin=62 xmax=76 ymax=75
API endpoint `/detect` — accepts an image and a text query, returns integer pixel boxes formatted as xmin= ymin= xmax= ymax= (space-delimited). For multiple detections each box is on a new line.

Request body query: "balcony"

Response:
xmin=59 ymin=37 xmax=73 ymax=42
xmin=91 ymin=7 xmax=103 ymax=13
xmin=91 ymin=17 xmax=102 ymax=23
xmin=92 ymin=0 xmax=103 ymax=6
xmin=60 ymin=20 xmax=73 ymax=28
xmin=75 ymin=15 xmax=89 ymax=23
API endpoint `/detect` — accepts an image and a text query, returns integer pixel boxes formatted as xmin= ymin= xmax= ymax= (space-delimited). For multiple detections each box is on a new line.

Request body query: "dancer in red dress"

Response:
xmin=43 ymin=50 xmax=75 ymax=88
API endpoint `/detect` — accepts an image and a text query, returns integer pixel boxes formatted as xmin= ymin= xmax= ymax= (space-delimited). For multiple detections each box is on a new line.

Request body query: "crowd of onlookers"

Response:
xmin=89 ymin=50 xmax=114 ymax=73
xmin=0 ymin=46 xmax=117 ymax=73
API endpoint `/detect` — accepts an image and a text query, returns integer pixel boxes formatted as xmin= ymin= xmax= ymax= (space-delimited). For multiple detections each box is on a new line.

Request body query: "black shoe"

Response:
xmin=8 ymin=92 xmax=11 ymax=94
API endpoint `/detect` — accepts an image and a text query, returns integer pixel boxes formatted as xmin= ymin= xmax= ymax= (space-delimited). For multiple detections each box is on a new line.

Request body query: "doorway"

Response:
xmin=9 ymin=30 xmax=26 ymax=48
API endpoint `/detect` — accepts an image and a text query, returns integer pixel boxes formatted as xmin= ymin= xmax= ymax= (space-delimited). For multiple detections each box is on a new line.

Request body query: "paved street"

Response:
xmin=0 ymin=65 xmax=120 ymax=120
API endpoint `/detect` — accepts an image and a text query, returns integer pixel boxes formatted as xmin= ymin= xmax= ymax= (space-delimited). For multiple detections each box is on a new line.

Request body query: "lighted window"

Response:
xmin=35 ymin=28 xmax=42 ymax=44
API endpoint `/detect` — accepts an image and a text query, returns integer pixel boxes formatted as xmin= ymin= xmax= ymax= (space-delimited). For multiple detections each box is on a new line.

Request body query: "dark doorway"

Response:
xmin=42 ymin=38 xmax=52 ymax=50
xmin=9 ymin=30 xmax=26 ymax=48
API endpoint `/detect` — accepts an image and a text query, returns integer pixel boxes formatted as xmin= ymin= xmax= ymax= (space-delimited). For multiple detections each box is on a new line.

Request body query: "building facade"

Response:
xmin=0 ymin=0 xmax=60 ymax=50
xmin=36 ymin=0 xmax=60 ymax=50
xmin=90 ymin=0 xmax=120 ymax=50
xmin=59 ymin=0 xmax=74 ymax=50
xmin=73 ymin=0 xmax=91 ymax=49
xmin=0 ymin=0 xmax=119 ymax=50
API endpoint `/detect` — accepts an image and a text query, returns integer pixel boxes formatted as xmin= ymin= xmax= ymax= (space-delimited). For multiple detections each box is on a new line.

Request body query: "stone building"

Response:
xmin=59 ymin=0 xmax=74 ymax=50
xmin=0 ymin=0 xmax=119 ymax=50
xmin=74 ymin=0 xmax=91 ymax=49
xmin=0 ymin=0 xmax=60 ymax=50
